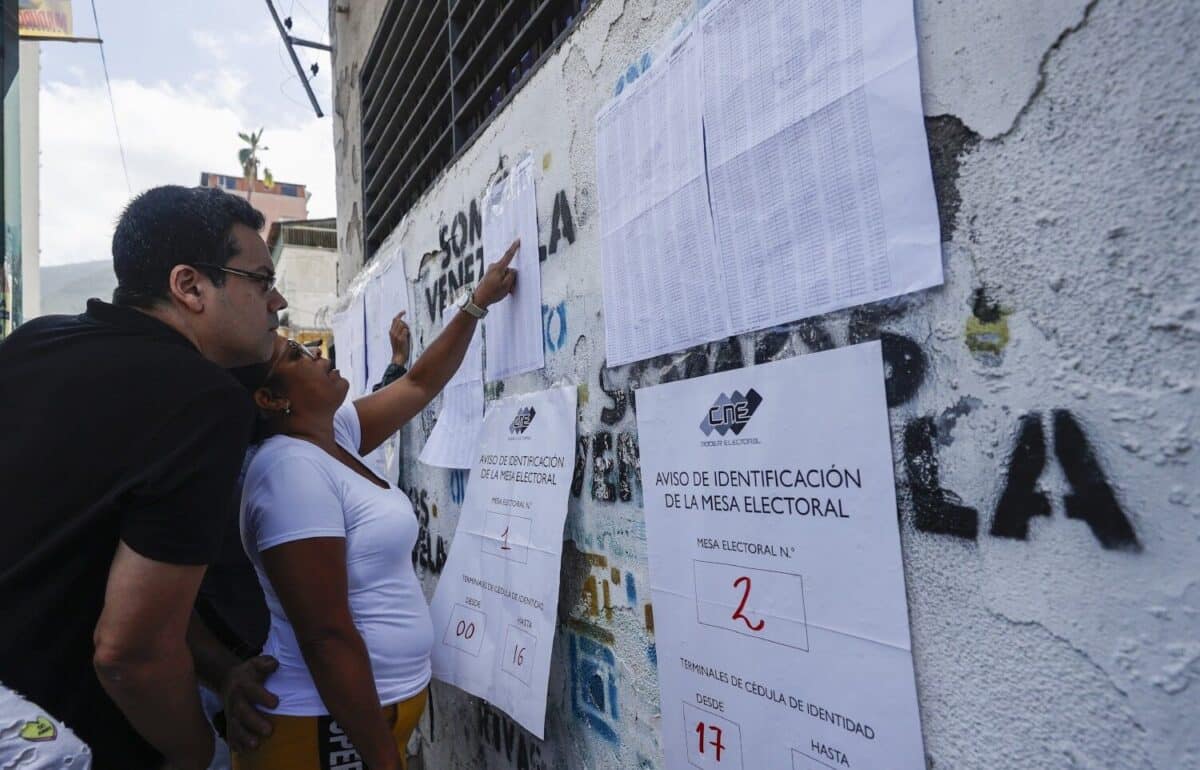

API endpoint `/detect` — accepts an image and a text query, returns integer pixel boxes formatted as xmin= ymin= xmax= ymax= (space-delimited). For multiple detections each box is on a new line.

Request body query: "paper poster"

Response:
xmin=635 ymin=342 xmax=925 ymax=770
xmin=331 ymin=296 xmax=367 ymax=400
xmin=363 ymin=258 xmax=411 ymax=389
xmin=428 ymin=385 xmax=577 ymax=738
xmin=418 ymin=306 xmax=484 ymax=469
xmin=482 ymin=156 xmax=545 ymax=381
xmin=362 ymin=275 xmax=388 ymax=391
xmin=417 ymin=382 xmax=484 ymax=470
xmin=444 ymin=303 xmax=483 ymax=389
xmin=596 ymin=0 xmax=942 ymax=366
xmin=595 ymin=24 xmax=728 ymax=367
xmin=361 ymin=258 xmax=412 ymax=481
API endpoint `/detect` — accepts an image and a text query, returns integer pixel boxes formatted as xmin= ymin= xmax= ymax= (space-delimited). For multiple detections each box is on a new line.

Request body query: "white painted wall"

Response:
xmin=329 ymin=1 xmax=1200 ymax=768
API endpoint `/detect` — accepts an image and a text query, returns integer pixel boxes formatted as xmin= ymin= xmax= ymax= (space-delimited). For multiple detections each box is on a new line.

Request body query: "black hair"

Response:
xmin=229 ymin=361 xmax=274 ymax=445
xmin=111 ymin=185 xmax=266 ymax=308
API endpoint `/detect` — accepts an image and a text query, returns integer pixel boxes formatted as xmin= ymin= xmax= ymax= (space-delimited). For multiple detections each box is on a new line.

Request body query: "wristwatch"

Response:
xmin=458 ymin=291 xmax=487 ymax=319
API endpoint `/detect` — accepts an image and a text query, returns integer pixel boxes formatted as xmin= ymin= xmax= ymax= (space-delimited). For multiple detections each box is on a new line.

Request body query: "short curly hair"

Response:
xmin=111 ymin=185 xmax=265 ymax=308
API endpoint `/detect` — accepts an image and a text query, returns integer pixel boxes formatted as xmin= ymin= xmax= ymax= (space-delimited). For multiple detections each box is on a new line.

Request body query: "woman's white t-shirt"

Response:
xmin=240 ymin=404 xmax=433 ymax=715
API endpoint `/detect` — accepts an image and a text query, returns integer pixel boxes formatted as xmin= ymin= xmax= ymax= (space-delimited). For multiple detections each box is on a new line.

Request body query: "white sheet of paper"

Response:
xmin=362 ymin=275 xmax=388 ymax=390
xmin=596 ymin=0 xmax=942 ymax=365
xmin=596 ymin=24 xmax=728 ymax=367
xmin=331 ymin=296 xmax=367 ymax=400
xmin=428 ymin=385 xmax=577 ymax=738
xmin=363 ymin=260 xmax=411 ymax=389
xmin=417 ymin=302 xmax=482 ymax=465
xmin=417 ymin=381 xmax=484 ymax=470
xmin=635 ymin=341 xmax=925 ymax=770
xmin=419 ymin=307 xmax=484 ymax=469
xmin=481 ymin=157 xmax=544 ymax=381
xmin=445 ymin=303 xmax=483 ymax=389
xmin=361 ymin=260 xmax=412 ymax=481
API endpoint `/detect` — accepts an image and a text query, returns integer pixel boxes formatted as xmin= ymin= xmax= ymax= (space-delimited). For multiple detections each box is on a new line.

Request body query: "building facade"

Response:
xmin=329 ymin=1 xmax=1200 ymax=768
xmin=266 ymin=216 xmax=338 ymax=353
xmin=199 ymin=171 xmax=308 ymax=238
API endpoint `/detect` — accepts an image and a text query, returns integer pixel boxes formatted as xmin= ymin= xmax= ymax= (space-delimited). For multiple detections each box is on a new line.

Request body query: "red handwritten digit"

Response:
xmin=731 ymin=576 xmax=765 ymax=631
xmin=710 ymin=724 xmax=725 ymax=761
xmin=695 ymin=722 xmax=727 ymax=761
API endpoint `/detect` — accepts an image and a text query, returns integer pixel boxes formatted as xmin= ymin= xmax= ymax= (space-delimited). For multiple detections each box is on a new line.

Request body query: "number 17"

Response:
xmin=695 ymin=721 xmax=725 ymax=761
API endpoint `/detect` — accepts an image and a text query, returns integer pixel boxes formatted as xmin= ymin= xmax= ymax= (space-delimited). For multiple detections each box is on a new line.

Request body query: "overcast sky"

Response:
xmin=37 ymin=0 xmax=336 ymax=265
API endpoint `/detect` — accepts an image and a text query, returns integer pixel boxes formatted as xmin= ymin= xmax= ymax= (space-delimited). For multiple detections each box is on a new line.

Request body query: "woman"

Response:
xmin=233 ymin=242 xmax=518 ymax=770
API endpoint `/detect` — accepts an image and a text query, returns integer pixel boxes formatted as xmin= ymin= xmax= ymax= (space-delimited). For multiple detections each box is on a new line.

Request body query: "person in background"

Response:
xmin=233 ymin=241 xmax=518 ymax=770
xmin=0 ymin=185 xmax=284 ymax=770
xmin=373 ymin=311 xmax=412 ymax=392
xmin=372 ymin=310 xmax=413 ymax=487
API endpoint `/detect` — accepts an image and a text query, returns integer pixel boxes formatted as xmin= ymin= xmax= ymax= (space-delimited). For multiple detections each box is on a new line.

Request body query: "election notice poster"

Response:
xmin=635 ymin=342 xmax=925 ymax=770
xmin=429 ymin=385 xmax=577 ymax=738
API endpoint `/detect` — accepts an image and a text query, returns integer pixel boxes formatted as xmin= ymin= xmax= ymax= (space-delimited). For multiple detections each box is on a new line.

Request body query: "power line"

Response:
xmin=89 ymin=0 xmax=132 ymax=195
xmin=289 ymin=0 xmax=327 ymax=40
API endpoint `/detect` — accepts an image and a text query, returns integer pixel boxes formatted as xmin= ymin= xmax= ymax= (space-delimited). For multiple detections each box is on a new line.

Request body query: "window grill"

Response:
xmin=359 ymin=0 xmax=591 ymax=261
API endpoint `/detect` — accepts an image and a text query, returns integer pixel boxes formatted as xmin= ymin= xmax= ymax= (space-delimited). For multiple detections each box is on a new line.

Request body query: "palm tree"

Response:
xmin=238 ymin=128 xmax=274 ymax=203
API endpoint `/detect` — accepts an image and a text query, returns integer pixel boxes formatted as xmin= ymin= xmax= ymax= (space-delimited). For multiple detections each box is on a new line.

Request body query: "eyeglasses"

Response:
xmin=193 ymin=263 xmax=277 ymax=294
xmin=290 ymin=340 xmax=319 ymax=360
xmin=263 ymin=339 xmax=319 ymax=384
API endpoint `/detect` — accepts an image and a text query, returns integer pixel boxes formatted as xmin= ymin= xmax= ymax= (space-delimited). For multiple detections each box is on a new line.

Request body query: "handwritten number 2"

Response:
xmin=731 ymin=576 xmax=765 ymax=631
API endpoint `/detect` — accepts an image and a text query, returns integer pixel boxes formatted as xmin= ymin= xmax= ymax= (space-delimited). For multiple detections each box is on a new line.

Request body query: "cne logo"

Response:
xmin=510 ymin=406 xmax=537 ymax=434
xmin=700 ymin=389 xmax=762 ymax=437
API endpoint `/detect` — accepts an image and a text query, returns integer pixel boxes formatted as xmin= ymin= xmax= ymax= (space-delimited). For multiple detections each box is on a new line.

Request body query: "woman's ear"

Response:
xmin=254 ymin=386 xmax=288 ymax=415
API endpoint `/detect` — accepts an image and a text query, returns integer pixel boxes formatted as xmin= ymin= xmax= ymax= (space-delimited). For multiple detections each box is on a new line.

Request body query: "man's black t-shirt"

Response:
xmin=0 ymin=300 xmax=254 ymax=769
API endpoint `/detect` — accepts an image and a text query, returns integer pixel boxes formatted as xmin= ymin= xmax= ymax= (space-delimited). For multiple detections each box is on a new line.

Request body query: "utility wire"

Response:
xmin=89 ymin=0 xmax=132 ymax=195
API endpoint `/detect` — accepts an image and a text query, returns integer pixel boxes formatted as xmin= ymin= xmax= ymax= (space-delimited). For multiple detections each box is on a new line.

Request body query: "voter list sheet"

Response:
xmin=596 ymin=0 xmax=942 ymax=366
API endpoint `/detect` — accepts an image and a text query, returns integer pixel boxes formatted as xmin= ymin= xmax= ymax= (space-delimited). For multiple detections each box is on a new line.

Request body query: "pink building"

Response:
xmin=199 ymin=172 xmax=308 ymax=237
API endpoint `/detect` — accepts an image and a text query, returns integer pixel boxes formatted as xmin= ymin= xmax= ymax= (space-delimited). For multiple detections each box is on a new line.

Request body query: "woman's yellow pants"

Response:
xmin=232 ymin=689 xmax=427 ymax=770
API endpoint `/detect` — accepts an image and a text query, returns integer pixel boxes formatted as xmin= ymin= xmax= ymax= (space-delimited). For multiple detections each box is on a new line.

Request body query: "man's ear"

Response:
xmin=167 ymin=264 xmax=206 ymax=312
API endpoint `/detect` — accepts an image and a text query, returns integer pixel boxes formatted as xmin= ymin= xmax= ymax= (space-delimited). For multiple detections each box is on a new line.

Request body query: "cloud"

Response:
xmin=191 ymin=29 xmax=228 ymax=62
xmin=39 ymin=72 xmax=335 ymax=266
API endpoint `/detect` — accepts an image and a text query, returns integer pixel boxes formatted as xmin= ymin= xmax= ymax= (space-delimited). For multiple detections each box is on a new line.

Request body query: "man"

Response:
xmin=0 ymin=186 xmax=287 ymax=769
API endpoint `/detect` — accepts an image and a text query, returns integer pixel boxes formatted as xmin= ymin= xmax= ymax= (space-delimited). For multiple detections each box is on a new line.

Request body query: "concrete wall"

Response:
xmin=328 ymin=1 xmax=1200 ymax=767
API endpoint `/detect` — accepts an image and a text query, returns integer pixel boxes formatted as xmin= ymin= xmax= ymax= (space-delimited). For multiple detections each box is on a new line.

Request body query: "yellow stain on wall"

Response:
xmin=965 ymin=313 xmax=1010 ymax=354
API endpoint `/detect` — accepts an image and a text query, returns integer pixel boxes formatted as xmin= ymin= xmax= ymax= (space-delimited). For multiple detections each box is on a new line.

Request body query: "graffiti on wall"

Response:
xmin=543 ymin=301 xmax=569 ymax=353
xmin=478 ymin=701 xmax=545 ymax=770
xmin=570 ymin=632 xmax=620 ymax=745
xmin=423 ymin=190 xmax=576 ymax=323
xmin=408 ymin=486 xmax=448 ymax=574
xmin=572 ymin=295 xmax=1142 ymax=551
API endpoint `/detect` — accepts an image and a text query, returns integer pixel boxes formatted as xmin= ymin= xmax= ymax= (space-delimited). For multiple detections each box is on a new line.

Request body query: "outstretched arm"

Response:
xmin=353 ymin=239 xmax=520 ymax=454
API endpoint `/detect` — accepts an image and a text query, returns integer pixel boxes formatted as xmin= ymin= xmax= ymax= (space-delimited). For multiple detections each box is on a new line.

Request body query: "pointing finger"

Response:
xmin=496 ymin=239 xmax=520 ymax=269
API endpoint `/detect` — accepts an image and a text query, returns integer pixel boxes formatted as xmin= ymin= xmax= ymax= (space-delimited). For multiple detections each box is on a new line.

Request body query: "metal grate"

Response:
xmin=360 ymin=0 xmax=590 ymax=261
